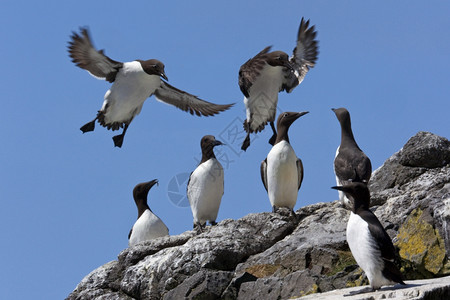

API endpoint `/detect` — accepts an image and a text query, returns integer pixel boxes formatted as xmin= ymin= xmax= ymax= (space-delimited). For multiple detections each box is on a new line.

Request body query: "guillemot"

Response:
xmin=332 ymin=182 xmax=405 ymax=292
xmin=239 ymin=18 xmax=318 ymax=151
xmin=187 ymin=135 xmax=224 ymax=230
xmin=128 ymin=179 xmax=169 ymax=246
xmin=68 ymin=28 xmax=234 ymax=147
xmin=261 ymin=111 xmax=308 ymax=214
xmin=332 ymin=107 xmax=372 ymax=208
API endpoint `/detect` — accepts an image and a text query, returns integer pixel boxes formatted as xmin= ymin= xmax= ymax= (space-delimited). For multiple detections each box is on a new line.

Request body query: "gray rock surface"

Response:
xmin=299 ymin=276 xmax=450 ymax=300
xmin=67 ymin=132 xmax=450 ymax=300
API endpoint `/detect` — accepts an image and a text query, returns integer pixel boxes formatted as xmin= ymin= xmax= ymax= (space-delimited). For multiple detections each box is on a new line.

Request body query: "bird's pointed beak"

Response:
xmin=160 ymin=72 xmax=168 ymax=81
xmin=289 ymin=111 xmax=309 ymax=122
xmin=296 ymin=111 xmax=309 ymax=118
xmin=213 ymin=140 xmax=224 ymax=147
xmin=144 ymin=179 xmax=159 ymax=190
xmin=331 ymin=185 xmax=348 ymax=192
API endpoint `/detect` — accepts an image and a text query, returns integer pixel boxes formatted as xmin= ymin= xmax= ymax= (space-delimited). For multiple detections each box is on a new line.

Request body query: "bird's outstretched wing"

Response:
xmin=239 ymin=46 xmax=272 ymax=98
xmin=68 ymin=28 xmax=123 ymax=83
xmin=283 ymin=18 xmax=319 ymax=93
xmin=154 ymin=81 xmax=234 ymax=116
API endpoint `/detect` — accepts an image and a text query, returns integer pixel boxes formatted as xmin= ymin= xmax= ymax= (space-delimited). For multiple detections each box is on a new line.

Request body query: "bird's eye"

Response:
xmin=283 ymin=113 xmax=288 ymax=117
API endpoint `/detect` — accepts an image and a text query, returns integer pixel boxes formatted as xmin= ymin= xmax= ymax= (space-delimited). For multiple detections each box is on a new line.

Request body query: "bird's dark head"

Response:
xmin=277 ymin=111 xmax=309 ymax=129
xmin=331 ymin=182 xmax=370 ymax=211
xmin=274 ymin=111 xmax=308 ymax=144
xmin=267 ymin=51 xmax=294 ymax=71
xmin=331 ymin=107 xmax=351 ymax=126
xmin=133 ymin=179 xmax=159 ymax=203
xmin=200 ymin=135 xmax=223 ymax=162
xmin=139 ymin=59 xmax=168 ymax=81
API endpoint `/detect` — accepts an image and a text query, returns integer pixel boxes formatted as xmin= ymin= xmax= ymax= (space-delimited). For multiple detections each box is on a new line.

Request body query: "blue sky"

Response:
xmin=1 ymin=1 xmax=449 ymax=299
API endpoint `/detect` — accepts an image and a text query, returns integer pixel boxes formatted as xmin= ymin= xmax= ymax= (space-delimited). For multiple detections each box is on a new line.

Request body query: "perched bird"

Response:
xmin=68 ymin=28 xmax=234 ymax=147
xmin=128 ymin=179 xmax=169 ymax=246
xmin=239 ymin=18 xmax=318 ymax=151
xmin=331 ymin=182 xmax=405 ymax=291
xmin=261 ymin=112 xmax=308 ymax=214
xmin=332 ymin=108 xmax=372 ymax=208
xmin=187 ymin=135 xmax=224 ymax=230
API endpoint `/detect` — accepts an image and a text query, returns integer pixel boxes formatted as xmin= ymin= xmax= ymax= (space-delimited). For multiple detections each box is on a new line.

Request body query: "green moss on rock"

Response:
xmin=327 ymin=250 xmax=356 ymax=276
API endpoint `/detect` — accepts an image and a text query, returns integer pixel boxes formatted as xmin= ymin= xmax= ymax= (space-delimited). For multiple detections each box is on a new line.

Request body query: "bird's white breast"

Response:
xmin=245 ymin=65 xmax=284 ymax=131
xmin=129 ymin=209 xmax=169 ymax=246
xmin=187 ymin=158 xmax=224 ymax=225
xmin=347 ymin=212 xmax=391 ymax=288
xmin=334 ymin=146 xmax=347 ymax=204
xmin=266 ymin=141 xmax=299 ymax=209
xmin=102 ymin=61 xmax=162 ymax=123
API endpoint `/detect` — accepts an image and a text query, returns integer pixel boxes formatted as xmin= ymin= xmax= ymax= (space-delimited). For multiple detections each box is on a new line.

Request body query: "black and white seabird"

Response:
xmin=128 ymin=179 xmax=169 ymax=246
xmin=331 ymin=182 xmax=405 ymax=291
xmin=239 ymin=18 xmax=318 ymax=151
xmin=68 ymin=28 xmax=234 ymax=147
xmin=187 ymin=135 xmax=224 ymax=230
xmin=332 ymin=107 xmax=372 ymax=208
xmin=260 ymin=111 xmax=308 ymax=214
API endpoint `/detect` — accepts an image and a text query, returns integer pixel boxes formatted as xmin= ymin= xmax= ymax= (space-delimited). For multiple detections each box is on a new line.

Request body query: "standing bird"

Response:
xmin=187 ymin=135 xmax=224 ymax=230
xmin=239 ymin=18 xmax=318 ymax=151
xmin=128 ymin=179 xmax=169 ymax=247
xmin=331 ymin=182 xmax=405 ymax=291
xmin=68 ymin=28 xmax=234 ymax=147
xmin=260 ymin=111 xmax=308 ymax=214
xmin=332 ymin=108 xmax=372 ymax=208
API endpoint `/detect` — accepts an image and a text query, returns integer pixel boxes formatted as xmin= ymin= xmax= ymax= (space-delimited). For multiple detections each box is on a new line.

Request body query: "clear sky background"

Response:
xmin=1 ymin=1 xmax=449 ymax=299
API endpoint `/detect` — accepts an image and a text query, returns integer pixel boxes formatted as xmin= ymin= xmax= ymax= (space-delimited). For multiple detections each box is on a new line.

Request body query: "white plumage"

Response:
xmin=346 ymin=212 xmax=396 ymax=289
xmin=101 ymin=61 xmax=161 ymax=124
xmin=334 ymin=145 xmax=349 ymax=206
xmin=266 ymin=141 xmax=300 ymax=209
xmin=244 ymin=65 xmax=284 ymax=132
xmin=129 ymin=209 xmax=169 ymax=247
xmin=187 ymin=158 xmax=224 ymax=226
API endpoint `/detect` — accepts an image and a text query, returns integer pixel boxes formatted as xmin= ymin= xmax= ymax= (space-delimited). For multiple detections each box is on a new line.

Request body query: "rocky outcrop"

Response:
xmin=67 ymin=132 xmax=450 ymax=300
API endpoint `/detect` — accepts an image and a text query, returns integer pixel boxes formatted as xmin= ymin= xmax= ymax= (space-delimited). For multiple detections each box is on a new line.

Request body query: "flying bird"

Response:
xmin=187 ymin=135 xmax=224 ymax=231
xmin=261 ymin=112 xmax=308 ymax=214
xmin=128 ymin=179 xmax=169 ymax=246
xmin=239 ymin=18 xmax=318 ymax=151
xmin=68 ymin=28 xmax=234 ymax=147
xmin=332 ymin=108 xmax=372 ymax=208
xmin=332 ymin=182 xmax=405 ymax=292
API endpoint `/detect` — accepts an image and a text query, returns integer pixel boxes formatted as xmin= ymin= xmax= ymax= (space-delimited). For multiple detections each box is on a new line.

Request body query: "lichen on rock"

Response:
xmin=395 ymin=208 xmax=446 ymax=276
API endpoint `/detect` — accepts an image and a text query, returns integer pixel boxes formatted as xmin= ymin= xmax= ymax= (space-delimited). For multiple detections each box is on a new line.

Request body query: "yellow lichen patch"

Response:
xmin=440 ymin=260 xmax=450 ymax=275
xmin=295 ymin=284 xmax=320 ymax=298
xmin=245 ymin=264 xmax=281 ymax=278
xmin=345 ymin=270 xmax=366 ymax=288
xmin=395 ymin=208 xmax=446 ymax=274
